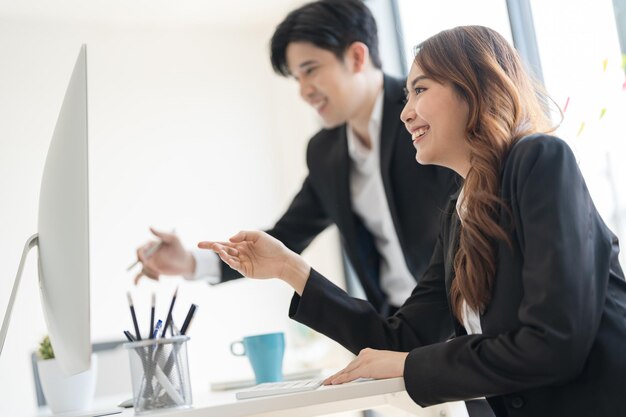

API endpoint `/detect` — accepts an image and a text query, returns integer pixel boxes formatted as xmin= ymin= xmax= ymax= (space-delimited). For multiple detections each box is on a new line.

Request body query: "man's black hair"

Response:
xmin=270 ymin=0 xmax=382 ymax=76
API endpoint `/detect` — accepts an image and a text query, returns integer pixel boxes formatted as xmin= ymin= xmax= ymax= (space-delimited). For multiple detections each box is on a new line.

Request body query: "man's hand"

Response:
xmin=134 ymin=228 xmax=195 ymax=284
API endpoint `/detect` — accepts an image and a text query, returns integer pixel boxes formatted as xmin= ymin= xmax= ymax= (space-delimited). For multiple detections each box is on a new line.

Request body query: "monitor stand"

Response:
xmin=0 ymin=233 xmax=39 ymax=355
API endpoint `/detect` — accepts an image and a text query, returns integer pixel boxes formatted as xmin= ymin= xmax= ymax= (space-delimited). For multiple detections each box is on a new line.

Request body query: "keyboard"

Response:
xmin=235 ymin=378 xmax=325 ymax=400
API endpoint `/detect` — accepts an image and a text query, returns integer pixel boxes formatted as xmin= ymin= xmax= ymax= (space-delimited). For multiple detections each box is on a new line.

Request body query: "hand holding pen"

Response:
xmin=130 ymin=228 xmax=196 ymax=285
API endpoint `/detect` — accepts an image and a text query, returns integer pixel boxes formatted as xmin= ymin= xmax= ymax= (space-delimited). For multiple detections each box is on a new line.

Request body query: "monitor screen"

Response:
xmin=38 ymin=44 xmax=91 ymax=375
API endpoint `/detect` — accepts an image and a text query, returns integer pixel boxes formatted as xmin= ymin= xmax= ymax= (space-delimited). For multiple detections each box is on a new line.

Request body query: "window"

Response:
xmin=396 ymin=0 xmax=513 ymax=72
xmin=530 ymin=0 xmax=626 ymax=261
xmin=395 ymin=0 xmax=626 ymax=263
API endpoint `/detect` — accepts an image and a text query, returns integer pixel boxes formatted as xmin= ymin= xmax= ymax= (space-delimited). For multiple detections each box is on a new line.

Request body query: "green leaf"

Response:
xmin=37 ymin=335 xmax=55 ymax=360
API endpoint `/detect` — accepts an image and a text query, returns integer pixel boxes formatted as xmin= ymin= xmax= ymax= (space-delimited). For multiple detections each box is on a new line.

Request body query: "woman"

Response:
xmin=200 ymin=26 xmax=626 ymax=416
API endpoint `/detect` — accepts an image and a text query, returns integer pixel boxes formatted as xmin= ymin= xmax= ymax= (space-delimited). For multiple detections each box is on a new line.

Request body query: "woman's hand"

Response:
xmin=198 ymin=230 xmax=311 ymax=294
xmin=323 ymin=348 xmax=409 ymax=385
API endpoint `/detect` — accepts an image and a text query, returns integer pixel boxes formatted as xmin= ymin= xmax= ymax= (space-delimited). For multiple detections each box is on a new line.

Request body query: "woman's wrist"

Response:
xmin=281 ymin=254 xmax=311 ymax=295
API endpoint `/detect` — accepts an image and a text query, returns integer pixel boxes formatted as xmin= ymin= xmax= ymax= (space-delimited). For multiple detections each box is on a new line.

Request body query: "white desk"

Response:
xmin=98 ymin=378 xmax=468 ymax=417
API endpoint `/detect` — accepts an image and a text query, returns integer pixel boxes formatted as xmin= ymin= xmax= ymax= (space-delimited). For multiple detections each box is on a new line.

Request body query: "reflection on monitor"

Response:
xmin=0 ymin=45 xmax=91 ymax=375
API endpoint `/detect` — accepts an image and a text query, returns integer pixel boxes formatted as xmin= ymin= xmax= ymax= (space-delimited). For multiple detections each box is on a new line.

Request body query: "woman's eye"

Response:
xmin=304 ymin=67 xmax=317 ymax=75
xmin=414 ymin=87 xmax=426 ymax=96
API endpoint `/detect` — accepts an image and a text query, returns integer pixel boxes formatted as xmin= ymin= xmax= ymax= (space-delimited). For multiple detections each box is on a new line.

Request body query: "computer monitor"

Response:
xmin=0 ymin=45 xmax=91 ymax=375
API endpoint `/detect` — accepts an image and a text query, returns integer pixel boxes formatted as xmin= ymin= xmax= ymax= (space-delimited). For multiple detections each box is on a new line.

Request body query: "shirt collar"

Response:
xmin=346 ymin=89 xmax=384 ymax=162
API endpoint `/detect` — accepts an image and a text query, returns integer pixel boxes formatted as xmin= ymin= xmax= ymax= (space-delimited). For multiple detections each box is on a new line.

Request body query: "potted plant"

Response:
xmin=36 ymin=335 xmax=98 ymax=414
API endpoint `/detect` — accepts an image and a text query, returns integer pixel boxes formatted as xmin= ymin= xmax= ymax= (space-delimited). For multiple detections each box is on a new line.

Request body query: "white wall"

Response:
xmin=0 ymin=10 xmax=351 ymax=415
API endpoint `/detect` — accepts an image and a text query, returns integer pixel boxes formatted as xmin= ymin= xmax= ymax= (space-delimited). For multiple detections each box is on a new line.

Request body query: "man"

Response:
xmin=136 ymin=0 xmax=457 ymax=320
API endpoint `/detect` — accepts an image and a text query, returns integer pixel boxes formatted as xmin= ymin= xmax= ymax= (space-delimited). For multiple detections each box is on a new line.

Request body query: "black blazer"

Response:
xmin=289 ymin=135 xmax=626 ymax=417
xmin=221 ymin=75 xmax=459 ymax=313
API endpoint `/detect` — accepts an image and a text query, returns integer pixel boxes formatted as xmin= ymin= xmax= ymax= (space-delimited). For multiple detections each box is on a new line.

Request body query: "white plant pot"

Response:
xmin=37 ymin=354 xmax=97 ymax=414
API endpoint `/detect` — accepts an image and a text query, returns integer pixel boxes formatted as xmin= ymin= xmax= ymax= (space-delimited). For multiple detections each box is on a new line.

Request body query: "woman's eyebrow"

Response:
xmin=409 ymin=75 xmax=429 ymax=89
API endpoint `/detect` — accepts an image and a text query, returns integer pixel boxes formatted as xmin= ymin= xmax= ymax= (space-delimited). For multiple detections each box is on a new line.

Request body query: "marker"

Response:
xmin=127 ymin=292 xmax=142 ymax=341
xmin=180 ymin=304 xmax=197 ymax=335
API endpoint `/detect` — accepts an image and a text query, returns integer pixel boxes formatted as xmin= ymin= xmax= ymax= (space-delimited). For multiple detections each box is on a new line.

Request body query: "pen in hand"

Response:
xmin=127 ymin=241 xmax=163 ymax=271
xmin=127 ymin=228 xmax=176 ymax=272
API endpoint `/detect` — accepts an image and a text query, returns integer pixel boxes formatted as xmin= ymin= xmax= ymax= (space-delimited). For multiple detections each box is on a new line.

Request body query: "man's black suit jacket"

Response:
xmin=221 ymin=75 xmax=459 ymax=313
xmin=288 ymin=135 xmax=626 ymax=417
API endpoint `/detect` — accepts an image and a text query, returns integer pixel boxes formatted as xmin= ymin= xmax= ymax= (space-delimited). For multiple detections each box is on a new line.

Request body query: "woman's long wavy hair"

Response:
xmin=414 ymin=26 xmax=556 ymax=320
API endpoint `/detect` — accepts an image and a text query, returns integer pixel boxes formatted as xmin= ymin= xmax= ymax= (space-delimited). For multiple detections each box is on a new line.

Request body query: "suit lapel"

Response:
xmin=444 ymin=198 xmax=463 ymax=334
xmin=379 ymin=76 xmax=403 ymax=207
xmin=444 ymin=188 xmax=462 ymax=295
xmin=329 ymin=127 xmax=358 ymax=244
xmin=445 ymin=211 xmax=461 ymax=293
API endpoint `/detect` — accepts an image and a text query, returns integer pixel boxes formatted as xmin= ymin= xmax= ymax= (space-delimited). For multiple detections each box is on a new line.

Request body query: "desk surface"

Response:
xmin=150 ymin=377 xmax=408 ymax=417
xmin=37 ymin=378 xmax=469 ymax=417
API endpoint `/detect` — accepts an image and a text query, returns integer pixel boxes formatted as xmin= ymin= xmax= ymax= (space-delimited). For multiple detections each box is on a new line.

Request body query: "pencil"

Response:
xmin=161 ymin=286 xmax=178 ymax=338
xmin=127 ymin=292 xmax=142 ymax=341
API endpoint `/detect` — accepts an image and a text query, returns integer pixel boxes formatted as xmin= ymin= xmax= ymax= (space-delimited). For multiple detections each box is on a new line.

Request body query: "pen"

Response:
xmin=127 ymin=292 xmax=142 ymax=341
xmin=161 ymin=286 xmax=178 ymax=338
xmin=180 ymin=304 xmax=197 ymax=335
xmin=162 ymin=306 xmax=196 ymax=376
xmin=127 ymin=228 xmax=175 ymax=271
xmin=127 ymin=240 xmax=164 ymax=271
xmin=149 ymin=293 xmax=155 ymax=339
xmin=152 ymin=319 xmax=163 ymax=339
xmin=123 ymin=330 xmax=136 ymax=342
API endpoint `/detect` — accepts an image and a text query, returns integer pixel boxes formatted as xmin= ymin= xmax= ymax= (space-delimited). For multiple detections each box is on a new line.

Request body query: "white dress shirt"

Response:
xmin=345 ymin=91 xmax=416 ymax=308
xmin=189 ymin=90 xmax=417 ymax=307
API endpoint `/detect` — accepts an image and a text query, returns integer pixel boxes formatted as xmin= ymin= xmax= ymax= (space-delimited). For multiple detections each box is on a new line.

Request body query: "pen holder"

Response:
xmin=124 ymin=335 xmax=192 ymax=415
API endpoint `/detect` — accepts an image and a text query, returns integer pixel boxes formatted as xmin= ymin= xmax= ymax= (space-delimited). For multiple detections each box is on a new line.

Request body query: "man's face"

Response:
xmin=286 ymin=42 xmax=362 ymax=128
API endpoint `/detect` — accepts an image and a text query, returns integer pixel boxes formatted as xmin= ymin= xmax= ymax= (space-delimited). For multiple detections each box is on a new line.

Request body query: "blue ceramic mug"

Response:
xmin=230 ymin=332 xmax=285 ymax=384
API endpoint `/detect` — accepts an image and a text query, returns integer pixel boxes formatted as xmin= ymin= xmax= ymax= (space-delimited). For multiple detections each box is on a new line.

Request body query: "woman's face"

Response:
xmin=400 ymin=62 xmax=472 ymax=177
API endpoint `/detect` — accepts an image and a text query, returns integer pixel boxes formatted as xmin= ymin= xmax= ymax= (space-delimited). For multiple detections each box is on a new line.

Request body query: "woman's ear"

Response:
xmin=344 ymin=42 xmax=370 ymax=73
